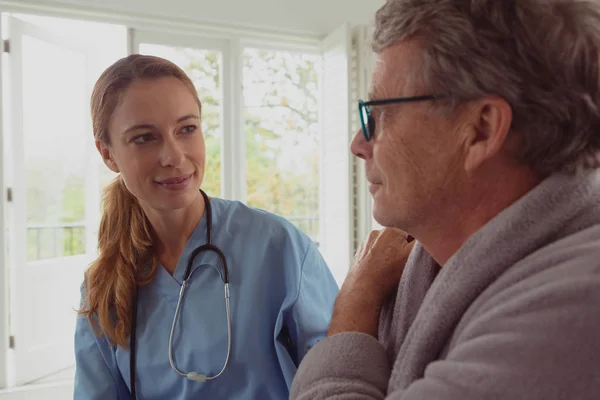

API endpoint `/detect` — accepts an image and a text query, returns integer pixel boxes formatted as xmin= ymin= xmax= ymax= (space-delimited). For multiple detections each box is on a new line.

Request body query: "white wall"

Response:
xmin=13 ymin=0 xmax=385 ymax=37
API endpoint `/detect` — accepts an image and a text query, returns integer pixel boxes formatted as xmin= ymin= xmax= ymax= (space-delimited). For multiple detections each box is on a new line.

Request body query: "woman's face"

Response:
xmin=97 ymin=76 xmax=206 ymax=213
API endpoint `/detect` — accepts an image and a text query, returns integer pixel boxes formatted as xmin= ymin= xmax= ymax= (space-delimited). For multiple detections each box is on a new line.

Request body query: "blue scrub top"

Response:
xmin=73 ymin=197 xmax=339 ymax=399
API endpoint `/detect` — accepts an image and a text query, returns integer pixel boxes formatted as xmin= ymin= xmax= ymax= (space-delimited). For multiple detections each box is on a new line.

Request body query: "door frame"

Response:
xmin=0 ymin=12 xmax=9 ymax=391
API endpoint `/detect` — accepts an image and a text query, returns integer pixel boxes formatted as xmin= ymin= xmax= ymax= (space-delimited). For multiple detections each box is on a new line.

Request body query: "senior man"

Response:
xmin=291 ymin=0 xmax=600 ymax=399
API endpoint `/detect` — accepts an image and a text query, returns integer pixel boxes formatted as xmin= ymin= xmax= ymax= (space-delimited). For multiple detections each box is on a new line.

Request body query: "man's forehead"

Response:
xmin=369 ymin=58 xmax=387 ymax=100
xmin=370 ymin=42 xmax=422 ymax=99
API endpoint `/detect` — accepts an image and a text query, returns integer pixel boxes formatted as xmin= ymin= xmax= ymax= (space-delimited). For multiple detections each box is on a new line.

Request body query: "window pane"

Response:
xmin=243 ymin=48 xmax=321 ymax=243
xmin=10 ymin=13 xmax=127 ymax=261
xmin=22 ymin=34 xmax=88 ymax=260
xmin=138 ymin=44 xmax=223 ymax=197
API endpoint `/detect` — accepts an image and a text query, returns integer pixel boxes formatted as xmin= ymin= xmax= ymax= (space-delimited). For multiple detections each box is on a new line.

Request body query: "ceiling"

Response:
xmin=20 ymin=0 xmax=386 ymax=37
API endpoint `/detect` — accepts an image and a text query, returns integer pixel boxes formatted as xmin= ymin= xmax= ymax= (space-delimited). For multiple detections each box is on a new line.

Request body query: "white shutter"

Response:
xmin=319 ymin=24 xmax=354 ymax=287
xmin=352 ymin=26 xmax=382 ymax=243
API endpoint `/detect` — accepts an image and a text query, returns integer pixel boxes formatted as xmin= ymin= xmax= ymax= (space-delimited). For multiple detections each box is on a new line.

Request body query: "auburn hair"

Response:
xmin=78 ymin=54 xmax=201 ymax=347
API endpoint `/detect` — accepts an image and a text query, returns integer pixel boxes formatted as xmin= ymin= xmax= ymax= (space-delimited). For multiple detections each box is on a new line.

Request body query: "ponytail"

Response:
xmin=84 ymin=54 xmax=201 ymax=346
xmin=78 ymin=176 xmax=158 ymax=347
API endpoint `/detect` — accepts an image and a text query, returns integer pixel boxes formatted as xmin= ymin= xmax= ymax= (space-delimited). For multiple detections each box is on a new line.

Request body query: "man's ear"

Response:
xmin=462 ymin=97 xmax=512 ymax=173
xmin=95 ymin=139 xmax=120 ymax=173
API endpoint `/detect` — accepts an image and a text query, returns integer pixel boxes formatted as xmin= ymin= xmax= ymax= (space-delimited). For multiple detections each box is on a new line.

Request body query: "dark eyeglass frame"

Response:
xmin=358 ymin=95 xmax=444 ymax=141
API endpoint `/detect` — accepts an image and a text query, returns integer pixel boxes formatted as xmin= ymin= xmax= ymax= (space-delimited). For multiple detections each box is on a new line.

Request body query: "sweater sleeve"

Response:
xmin=290 ymin=332 xmax=391 ymax=399
xmin=291 ymin=266 xmax=600 ymax=400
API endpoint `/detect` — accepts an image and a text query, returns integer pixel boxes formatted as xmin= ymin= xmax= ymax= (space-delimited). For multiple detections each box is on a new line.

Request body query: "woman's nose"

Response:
xmin=160 ymin=137 xmax=185 ymax=168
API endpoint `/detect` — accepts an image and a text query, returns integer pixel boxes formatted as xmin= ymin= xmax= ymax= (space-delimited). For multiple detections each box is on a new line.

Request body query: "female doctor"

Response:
xmin=73 ymin=54 xmax=339 ymax=399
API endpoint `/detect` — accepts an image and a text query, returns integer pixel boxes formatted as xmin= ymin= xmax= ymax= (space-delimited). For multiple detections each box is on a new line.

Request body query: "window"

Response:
xmin=21 ymin=33 xmax=87 ymax=260
xmin=6 ymin=14 xmax=126 ymax=261
xmin=243 ymin=48 xmax=321 ymax=243
xmin=2 ymin=11 xmax=127 ymax=386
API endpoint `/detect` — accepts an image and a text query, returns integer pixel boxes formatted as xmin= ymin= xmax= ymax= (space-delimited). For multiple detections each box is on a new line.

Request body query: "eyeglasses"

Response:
xmin=358 ymin=95 xmax=443 ymax=141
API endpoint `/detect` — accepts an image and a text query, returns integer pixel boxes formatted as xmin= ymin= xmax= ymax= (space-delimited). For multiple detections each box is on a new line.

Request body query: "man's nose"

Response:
xmin=350 ymin=129 xmax=372 ymax=160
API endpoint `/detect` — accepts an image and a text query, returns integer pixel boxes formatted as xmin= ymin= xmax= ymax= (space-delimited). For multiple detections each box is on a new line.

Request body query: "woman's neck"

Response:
xmin=143 ymin=192 xmax=206 ymax=275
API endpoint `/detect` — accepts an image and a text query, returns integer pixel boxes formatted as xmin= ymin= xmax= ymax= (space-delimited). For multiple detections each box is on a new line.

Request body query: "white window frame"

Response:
xmin=0 ymin=12 xmax=7 ymax=391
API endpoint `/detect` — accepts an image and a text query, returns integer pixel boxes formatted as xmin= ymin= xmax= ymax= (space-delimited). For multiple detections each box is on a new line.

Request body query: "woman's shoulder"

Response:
xmin=209 ymin=197 xmax=311 ymax=246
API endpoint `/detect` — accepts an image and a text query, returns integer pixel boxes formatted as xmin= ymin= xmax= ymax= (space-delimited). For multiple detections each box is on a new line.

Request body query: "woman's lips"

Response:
xmin=156 ymin=174 xmax=193 ymax=190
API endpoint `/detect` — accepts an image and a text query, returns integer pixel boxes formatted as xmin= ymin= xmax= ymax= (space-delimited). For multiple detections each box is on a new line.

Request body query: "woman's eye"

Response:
xmin=132 ymin=134 xmax=154 ymax=144
xmin=181 ymin=125 xmax=197 ymax=134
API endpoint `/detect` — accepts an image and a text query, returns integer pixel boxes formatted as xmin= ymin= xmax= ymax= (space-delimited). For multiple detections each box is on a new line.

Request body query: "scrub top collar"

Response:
xmin=153 ymin=206 xmax=209 ymax=291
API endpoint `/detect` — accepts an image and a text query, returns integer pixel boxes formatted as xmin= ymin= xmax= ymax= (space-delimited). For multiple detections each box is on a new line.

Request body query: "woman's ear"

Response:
xmin=96 ymin=139 xmax=120 ymax=173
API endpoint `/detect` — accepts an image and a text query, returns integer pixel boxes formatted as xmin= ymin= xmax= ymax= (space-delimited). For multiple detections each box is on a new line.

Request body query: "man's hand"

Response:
xmin=328 ymin=228 xmax=415 ymax=337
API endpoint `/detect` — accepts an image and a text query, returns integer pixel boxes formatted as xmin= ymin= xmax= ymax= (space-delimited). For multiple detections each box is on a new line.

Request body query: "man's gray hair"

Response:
xmin=373 ymin=0 xmax=600 ymax=175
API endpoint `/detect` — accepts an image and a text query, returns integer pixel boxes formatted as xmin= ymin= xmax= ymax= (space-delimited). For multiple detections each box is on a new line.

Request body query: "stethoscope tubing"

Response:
xmin=130 ymin=189 xmax=231 ymax=399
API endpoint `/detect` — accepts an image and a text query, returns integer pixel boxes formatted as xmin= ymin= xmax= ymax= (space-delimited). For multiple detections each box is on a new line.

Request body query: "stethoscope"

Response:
xmin=129 ymin=189 xmax=232 ymax=399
